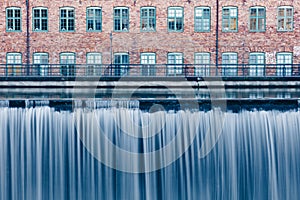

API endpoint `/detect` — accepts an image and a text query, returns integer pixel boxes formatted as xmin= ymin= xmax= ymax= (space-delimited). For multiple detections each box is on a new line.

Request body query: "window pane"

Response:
xmin=258 ymin=8 xmax=265 ymax=17
xmin=141 ymin=9 xmax=147 ymax=17
xmin=250 ymin=19 xmax=256 ymax=30
xmin=15 ymin=10 xmax=20 ymax=18
xmin=258 ymin=18 xmax=264 ymax=30
xmin=169 ymin=9 xmax=175 ymax=17
xmin=195 ymin=9 xmax=202 ymax=17
xmin=15 ymin=20 xmax=21 ymax=30
xmin=41 ymin=10 xmax=47 ymax=17
xmin=287 ymin=8 xmax=293 ymax=16
xmin=114 ymin=9 xmax=120 ymax=17
xmin=95 ymin=9 xmax=101 ymax=17
xmin=7 ymin=10 xmax=13 ymax=18
xmin=223 ymin=9 xmax=229 ymax=16
xmin=149 ymin=9 xmax=155 ymax=17
xmin=230 ymin=9 xmax=237 ymax=17
xmin=250 ymin=9 xmax=256 ymax=16
xmin=286 ymin=18 xmax=292 ymax=30
xmin=176 ymin=9 xmax=182 ymax=17
xmin=278 ymin=8 xmax=284 ymax=17
xmin=68 ymin=10 xmax=74 ymax=18
xmin=122 ymin=9 xmax=128 ymax=17
xmin=34 ymin=10 xmax=40 ymax=18
xmin=61 ymin=10 xmax=66 ymax=17
xmin=34 ymin=19 xmax=40 ymax=29
xmin=41 ymin=19 xmax=47 ymax=30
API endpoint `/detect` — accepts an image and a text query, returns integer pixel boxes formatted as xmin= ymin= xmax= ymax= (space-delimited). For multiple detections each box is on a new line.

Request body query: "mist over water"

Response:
xmin=0 ymin=107 xmax=299 ymax=200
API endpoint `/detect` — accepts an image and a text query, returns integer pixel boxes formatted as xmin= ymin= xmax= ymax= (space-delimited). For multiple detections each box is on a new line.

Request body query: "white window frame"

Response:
xmin=222 ymin=52 xmax=238 ymax=76
xmin=141 ymin=53 xmax=156 ymax=76
xmin=249 ymin=53 xmax=265 ymax=76
xmin=86 ymin=53 xmax=102 ymax=75
xmin=276 ymin=52 xmax=293 ymax=76
xmin=33 ymin=52 xmax=49 ymax=76
xmin=194 ymin=53 xmax=210 ymax=76
xmin=168 ymin=53 xmax=183 ymax=76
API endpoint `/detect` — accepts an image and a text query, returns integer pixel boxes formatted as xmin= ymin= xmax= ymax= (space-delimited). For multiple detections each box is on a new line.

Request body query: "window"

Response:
xmin=222 ymin=7 xmax=238 ymax=32
xmin=141 ymin=7 xmax=156 ymax=32
xmin=114 ymin=7 xmax=129 ymax=32
xmin=6 ymin=7 xmax=21 ymax=31
xmin=249 ymin=53 xmax=265 ymax=76
xmin=87 ymin=7 xmax=102 ymax=32
xmin=60 ymin=7 xmax=75 ymax=32
xmin=114 ymin=53 xmax=129 ymax=76
xmin=250 ymin=7 xmax=266 ymax=32
xmin=60 ymin=53 xmax=76 ymax=76
xmin=33 ymin=7 xmax=48 ymax=31
xmin=33 ymin=53 xmax=49 ymax=76
xmin=277 ymin=53 xmax=292 ymax=76
xmin=222 ymin=53 xmax=238 ymax=76
xmin=168 ymin=7 xmax=183 ymax=32
xmin=194 ymin=7 xmax=210 ymax=32
xmin=168 ymin=53 xmax=183 ymax=75
xmin=277 ymin=6 xmax=293 ymax=31
xmin=141 ymin=53 xmax=156 ymax=76
xmin=6 ymin=53 xmax=22 ymax=76
xmin=195 ymin=53 xmax=210 ymax=76
xmin=86 ymin=53 xmax=102 ymax=75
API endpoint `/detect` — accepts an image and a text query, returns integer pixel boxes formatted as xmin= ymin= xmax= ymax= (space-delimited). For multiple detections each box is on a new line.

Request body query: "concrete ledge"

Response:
xmin=0 ymin=76 xmax=300 ymax=88
xmin=1 ymin=99 xmax=299 ymax=112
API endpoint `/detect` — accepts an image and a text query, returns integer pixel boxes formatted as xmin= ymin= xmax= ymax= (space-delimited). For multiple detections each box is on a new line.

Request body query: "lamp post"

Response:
xmin=110 ymin=32 xmax=113 ymax=76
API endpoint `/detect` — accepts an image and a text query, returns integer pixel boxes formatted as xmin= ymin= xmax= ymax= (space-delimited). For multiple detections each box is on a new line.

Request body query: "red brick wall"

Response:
xmin=0 ymin=0 xmax=299 ymax=67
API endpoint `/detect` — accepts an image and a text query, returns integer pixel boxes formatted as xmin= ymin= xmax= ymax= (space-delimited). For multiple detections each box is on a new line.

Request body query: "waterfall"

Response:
xmin=0 ymin=107 xmax=300 ymax=200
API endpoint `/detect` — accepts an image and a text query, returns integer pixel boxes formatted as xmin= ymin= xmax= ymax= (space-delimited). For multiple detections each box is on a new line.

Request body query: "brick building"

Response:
xmin=0 ymin=0 xmax=299 ymax=76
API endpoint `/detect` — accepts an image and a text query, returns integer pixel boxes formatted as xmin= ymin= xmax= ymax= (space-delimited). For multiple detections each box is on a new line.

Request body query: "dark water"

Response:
xmin=0 ymin=107 xmax=300 ymax=200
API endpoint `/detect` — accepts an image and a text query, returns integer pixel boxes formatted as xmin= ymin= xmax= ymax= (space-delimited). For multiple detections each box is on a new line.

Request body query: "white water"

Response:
xmin=0 ymin=107 xmax=300 ymax=200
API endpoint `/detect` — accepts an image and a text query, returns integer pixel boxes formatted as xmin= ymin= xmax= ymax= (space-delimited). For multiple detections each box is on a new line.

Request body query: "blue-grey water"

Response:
xmin=0 ymin=107 xmax=300 ymax=200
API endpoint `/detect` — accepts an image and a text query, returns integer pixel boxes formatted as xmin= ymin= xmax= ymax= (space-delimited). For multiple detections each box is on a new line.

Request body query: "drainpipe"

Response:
xmin=215 ymin=0 xmax=219 ymax=76
xmin=110 ymin=32 xmax=113 ymax=76
xmin=26 ymin=0 xmax=30 ymax=75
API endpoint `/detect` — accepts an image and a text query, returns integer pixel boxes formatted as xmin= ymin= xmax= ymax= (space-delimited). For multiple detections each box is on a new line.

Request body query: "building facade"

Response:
xmin=0 ymin=0 xmax=299 ymax=76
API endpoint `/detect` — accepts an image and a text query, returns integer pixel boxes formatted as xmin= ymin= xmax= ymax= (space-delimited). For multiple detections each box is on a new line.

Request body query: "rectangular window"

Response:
xmin=250 ymin=7 xmax=266 ymax=32
xmin=33 ymin=7 xmax=48 ymax=31
xmin=277 ymin=53 xmax=292 ymax=76
xmin=222 ymin=53 xmax=238 ymax=76
xmin=195 ymin=7 xmax=210 ymax=32
xmin=60 ymin=53 xmax=76 ymax=76
xmin=195 ymin=53 xmax=210 ymax=76
xmin=278 ymin=6 xmax=293 ymax=31
xmin=141 ymin=53 xmax=156 ymax=76
xmin=168 ymin=53 xmax=183 ymax=75
xmin=249 ymin=53 xmax=265 ymax=76
xmin=114 ymin=7 xmax=129 ymax=32
xmin=6 ymin=53 xmax=22 ymax=76
xmin=114 ymin=53 xmax=129 ymax=76
xmin=87 ymin=7 xmax=102 ymax=32
xmin=141 ymin=7 xmax=156 ymax=32
xmin=86 ymin=53 xmax=102 ymax=75
xmin=222 ymin=7 xmax=238 ymax=32
xmin=60 ymin=7 xmax=75 ymax=32
xmin=6 ymin=7 xmax=21 ymax=31
xmin=33 ymin=53 xmax=49 ymax=76
xmin=168 ymin=7 xmax=183 ymax=32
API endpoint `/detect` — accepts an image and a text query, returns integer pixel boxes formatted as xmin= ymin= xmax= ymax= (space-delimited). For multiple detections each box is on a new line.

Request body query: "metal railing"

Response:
xmin=1 ymin=64 xmax=300 ymax=77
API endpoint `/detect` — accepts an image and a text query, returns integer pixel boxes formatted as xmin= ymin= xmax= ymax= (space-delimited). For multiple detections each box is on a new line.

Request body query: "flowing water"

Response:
xmin=0 ymin=106 xmax=300 ymax=200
